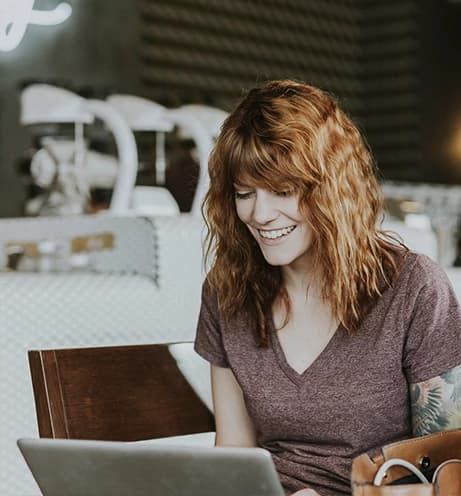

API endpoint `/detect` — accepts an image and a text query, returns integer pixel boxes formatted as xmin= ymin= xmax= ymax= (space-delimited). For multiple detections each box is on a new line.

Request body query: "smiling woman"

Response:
xmin=195 ymin=80 xmax=461 ymax=496
xmin=204 ymin=80 xmax=397 ymax=344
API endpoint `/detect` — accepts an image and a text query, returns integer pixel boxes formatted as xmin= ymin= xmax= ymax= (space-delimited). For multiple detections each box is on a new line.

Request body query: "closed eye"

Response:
xmin=272 ymin=190 xmax=294 ymax=197
xmin=234 ymin=191 xmax=253 ymax=200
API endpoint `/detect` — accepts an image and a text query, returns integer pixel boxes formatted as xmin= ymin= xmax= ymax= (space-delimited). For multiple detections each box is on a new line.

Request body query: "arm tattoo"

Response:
xmin=410 ymin=363 xmax=461 ymax=437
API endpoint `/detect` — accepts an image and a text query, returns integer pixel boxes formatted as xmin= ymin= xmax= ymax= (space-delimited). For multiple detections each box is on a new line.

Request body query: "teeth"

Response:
xmin=259 ymin=226 xmax=296 ymax=239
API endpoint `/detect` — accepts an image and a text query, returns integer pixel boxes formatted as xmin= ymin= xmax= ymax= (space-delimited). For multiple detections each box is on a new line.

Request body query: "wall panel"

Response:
xmin=138 ymin=0 xmax=362 ymax=113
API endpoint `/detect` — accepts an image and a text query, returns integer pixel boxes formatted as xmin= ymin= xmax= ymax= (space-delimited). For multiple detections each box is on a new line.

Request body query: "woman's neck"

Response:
xmin=280 ymin=248 xmax=317 ymax=292
xmin=282 ymin=265 xmax=318 ymax=300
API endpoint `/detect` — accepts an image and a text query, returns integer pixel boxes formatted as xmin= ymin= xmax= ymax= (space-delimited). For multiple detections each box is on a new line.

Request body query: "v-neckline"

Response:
xmin=269 ymin=313 xmax=342 ymax=386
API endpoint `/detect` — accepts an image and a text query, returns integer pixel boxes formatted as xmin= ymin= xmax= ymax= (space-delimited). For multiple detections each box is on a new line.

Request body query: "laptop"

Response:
xmin=17 ymin=438 xmax=285 ymax=496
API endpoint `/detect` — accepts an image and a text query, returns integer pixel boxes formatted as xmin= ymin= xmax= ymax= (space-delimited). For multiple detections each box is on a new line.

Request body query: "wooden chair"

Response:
xmin=28 ymin=343 xmax=215 ymax=441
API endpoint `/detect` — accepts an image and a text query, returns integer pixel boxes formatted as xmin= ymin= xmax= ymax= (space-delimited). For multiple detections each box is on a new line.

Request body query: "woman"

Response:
xmin=194 ymin=80 xmax=461 ymax=496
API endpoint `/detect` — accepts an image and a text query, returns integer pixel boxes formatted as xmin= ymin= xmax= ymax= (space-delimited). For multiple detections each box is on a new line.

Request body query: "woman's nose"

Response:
xmin=251 ymin=191 xmax=277 ymax=225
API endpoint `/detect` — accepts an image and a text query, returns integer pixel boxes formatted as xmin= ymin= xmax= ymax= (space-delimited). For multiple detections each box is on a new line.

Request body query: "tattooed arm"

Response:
xmin=410 ymin=363 xmax=461 ymax=436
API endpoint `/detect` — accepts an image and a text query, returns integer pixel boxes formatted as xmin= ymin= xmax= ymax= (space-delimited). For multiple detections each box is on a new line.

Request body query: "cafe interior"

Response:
xmin=1 ymin=0 xmax=461 ymax=494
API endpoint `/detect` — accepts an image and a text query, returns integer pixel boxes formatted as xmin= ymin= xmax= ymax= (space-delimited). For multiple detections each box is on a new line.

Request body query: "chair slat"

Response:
xmin=28 ymin=343 xmax=214 ymax=441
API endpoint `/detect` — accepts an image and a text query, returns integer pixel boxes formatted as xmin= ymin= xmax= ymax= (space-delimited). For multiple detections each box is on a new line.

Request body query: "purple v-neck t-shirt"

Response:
xmin=194 ymin=252 xmax=461 ymax=495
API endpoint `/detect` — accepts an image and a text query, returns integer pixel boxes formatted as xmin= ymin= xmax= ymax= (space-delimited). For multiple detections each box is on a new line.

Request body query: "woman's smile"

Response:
xmin=258 ymin=225 xmax=297 ymax=241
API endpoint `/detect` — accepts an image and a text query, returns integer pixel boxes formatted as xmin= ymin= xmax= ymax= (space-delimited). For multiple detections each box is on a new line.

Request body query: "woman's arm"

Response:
xmin=410 ymin=363 xmax=461 ymax=436
xmin=211 ymin=364 xmax=257 ymax=446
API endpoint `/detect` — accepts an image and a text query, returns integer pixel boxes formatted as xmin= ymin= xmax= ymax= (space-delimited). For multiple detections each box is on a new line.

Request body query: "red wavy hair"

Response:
xmin=203 ymin=80 xmax=404 ymax=346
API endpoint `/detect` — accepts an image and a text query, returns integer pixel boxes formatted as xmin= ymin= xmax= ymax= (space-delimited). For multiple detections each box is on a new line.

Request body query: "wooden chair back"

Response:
xmin=28 ymin=343 xmax=214 ymax=441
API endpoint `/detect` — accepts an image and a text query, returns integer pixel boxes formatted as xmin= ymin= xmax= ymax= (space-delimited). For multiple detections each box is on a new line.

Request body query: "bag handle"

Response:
xmin=373 ymin=458 xmax=430 ymax=486
xmin=432 ymin=458 xmax=461 ymax=481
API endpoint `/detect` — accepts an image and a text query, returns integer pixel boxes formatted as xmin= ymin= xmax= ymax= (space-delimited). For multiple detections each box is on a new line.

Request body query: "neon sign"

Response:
xmin=0 ymin=0 xmax=72 ymax=52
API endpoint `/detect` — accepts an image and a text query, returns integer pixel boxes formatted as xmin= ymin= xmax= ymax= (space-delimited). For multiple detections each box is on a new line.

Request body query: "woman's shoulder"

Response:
xmin=401 ymin=251 xmax=445 ymax=279
xmin=200 ymin=277 xmax=243 ymax=321
xmin=201 ymin=276 xmax=214 ymax=295
xmin=200 ymin=276 xmax=219 ymax=309
xmin=395 ymin=250 xmax=451 ymax=295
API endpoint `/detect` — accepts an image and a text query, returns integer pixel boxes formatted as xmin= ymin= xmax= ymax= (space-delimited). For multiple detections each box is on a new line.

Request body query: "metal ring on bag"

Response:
xmin=419 ymin=456 xmax=431 ymax=470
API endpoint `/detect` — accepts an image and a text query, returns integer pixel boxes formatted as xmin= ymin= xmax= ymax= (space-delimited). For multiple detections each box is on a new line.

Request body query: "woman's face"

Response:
xmin=234 ymin=184 xmax=314 ymax=270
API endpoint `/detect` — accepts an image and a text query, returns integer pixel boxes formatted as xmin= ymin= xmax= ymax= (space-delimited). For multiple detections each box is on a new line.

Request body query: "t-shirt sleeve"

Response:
xmin=194 ymin=280 xmax=230 ymax=368
xmin=403 ymin=255 xmax=461 ymax=384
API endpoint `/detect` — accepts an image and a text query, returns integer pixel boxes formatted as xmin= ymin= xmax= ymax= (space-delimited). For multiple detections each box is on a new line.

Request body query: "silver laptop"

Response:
xmin=18 ymin=438 xmax=285 ymax=496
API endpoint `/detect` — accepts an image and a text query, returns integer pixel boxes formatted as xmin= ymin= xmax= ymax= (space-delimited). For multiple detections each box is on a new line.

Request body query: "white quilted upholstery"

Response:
xmin=0 ymin=214 xmax=209 ymax=496
xmin=0 ymin=215 xmax=158 ymax=278
xmin=168 ymin=342 xmax=213 ymax=411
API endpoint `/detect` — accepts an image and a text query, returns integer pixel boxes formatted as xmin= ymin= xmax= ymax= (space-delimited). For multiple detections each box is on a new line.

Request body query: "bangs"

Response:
xmin=225 ymin=131 xmax=304 ymax=192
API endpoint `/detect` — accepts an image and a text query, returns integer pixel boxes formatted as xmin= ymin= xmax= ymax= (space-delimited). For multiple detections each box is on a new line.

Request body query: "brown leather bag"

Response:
xmin=351 ymin=429 xmax=461 ymax=495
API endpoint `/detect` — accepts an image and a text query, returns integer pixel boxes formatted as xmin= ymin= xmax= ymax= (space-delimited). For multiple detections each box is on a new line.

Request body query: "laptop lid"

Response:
xmin=17 ymin=438 xmax=285 ymax=496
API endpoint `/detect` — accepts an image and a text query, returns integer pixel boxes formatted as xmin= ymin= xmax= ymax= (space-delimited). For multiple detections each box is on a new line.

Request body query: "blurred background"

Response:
xmin=1 ymin=1 xmax=460 ymax=213
xmin=1 ymin=1 xmax=461 ymax=262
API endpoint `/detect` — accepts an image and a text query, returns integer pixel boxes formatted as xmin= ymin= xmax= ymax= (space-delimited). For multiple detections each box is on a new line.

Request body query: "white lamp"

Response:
xmin=0 ymin=0 xmax=72 ymax=52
